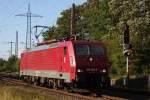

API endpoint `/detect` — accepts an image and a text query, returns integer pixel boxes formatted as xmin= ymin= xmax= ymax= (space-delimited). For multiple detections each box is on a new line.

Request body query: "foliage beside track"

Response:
xmin=0 ymin=55 xmax=19 ymax=72
xmin=42 ymin=0 xmax=150 ymax=78
xmin=0 ymin=84 xmax=58 ymax=100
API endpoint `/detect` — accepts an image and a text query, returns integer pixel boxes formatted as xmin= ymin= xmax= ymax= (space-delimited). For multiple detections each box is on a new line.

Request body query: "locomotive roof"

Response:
xmin=73 ymin=40 xmax=104 ymax=44
xmin=22 ymin=40 xmax=104 ymax=53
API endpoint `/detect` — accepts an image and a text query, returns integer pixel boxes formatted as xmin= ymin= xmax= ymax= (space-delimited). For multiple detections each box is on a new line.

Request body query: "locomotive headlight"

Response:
xmin=77 ymin=69 xmax=83 ymax=73
xmin=102 ymin=69 xmax=106 ymax=73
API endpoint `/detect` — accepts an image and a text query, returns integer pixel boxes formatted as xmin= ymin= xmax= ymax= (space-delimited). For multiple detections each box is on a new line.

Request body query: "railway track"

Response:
xmin=0 ymin=76 xmax=126 ymax=100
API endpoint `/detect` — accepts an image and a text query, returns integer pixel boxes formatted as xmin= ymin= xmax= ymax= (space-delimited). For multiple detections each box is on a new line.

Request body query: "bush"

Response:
xmin=0 ymin=55 xmax=20 ymax=73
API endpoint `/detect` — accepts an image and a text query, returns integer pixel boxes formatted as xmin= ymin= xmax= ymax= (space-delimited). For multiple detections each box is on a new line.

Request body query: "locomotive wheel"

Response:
xmin=33 ymin=76 xmax=39 ymax=86
xmin=90 ymin=89 xmax=101 ymax=97
xmin=53 ymin=79 xmax=58 ymax=89
xmin=19 ymin=76 xmax=23 ymax=80
xmin=26 ymin=76 xmax=31 ymax=84
xmin=64 ymin=83 xmax=74 ymax=93
xmin=47 ymin=79 xmax=54 ymax=88
xmin=22 ymin=76 xmax=28 ymax=82
xmin=39 ymin=77 xmax=46 ymax=87
xmin=33 ymin=81 xmax=38 ymax=86
xmin=28 ymin=76 xmax=32 ymax=84
xmin=57 ymin=79 xmax=64 ymax=89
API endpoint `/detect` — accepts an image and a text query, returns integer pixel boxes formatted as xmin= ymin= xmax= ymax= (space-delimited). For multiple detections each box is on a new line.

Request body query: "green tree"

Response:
xmin=42 ymin=26 xmax=56 ymax=40
xmin=42 ymin=0 xmax=150 ymax=77
xmin=0 ymin=58 xmax=5 ymax=67
xmin=43 ymin=0 xmax=110 ymax=40
xmin=5 ymin=55 xmax=20 ymax=72
xmin=0 ymin=58 xmax=6 ymax=72
xmin=108 ymin=0 xmax=150 ymax=76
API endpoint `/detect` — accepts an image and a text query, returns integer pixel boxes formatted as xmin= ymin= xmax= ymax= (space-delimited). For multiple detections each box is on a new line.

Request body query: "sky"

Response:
xmin=0 ymin=0 xmax=86 ymax=59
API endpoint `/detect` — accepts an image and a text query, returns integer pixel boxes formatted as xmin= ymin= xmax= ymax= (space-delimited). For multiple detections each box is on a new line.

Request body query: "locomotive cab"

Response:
xmin=73 ymin=41 xmax=110 ymax=89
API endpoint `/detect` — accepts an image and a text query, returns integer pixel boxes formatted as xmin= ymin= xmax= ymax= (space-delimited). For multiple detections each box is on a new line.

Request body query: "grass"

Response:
xmin=0 ymin=83 xmax=59 ymax=100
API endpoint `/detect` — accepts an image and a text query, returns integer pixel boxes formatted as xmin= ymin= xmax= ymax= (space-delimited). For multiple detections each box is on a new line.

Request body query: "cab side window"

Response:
xmin=64 ymin=47 xmax=67 ymax=56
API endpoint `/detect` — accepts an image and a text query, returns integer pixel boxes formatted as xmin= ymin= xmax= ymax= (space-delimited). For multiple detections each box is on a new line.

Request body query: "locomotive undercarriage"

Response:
xmin=20 ymin=75 xmax=65 ymax=89
xmin=20 ymin=72 xmax=110 ymax=91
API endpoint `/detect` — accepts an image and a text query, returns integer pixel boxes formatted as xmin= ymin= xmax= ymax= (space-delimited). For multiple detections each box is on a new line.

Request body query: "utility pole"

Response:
xmin=70 ymin=3 xmax=76 ymax=40
xmin=9 ymin=42 xmax=15 ymax=57
xmin=15 ymin=31 xmax=18 ymax=57
xmin=16 ymin=3 xmax=42 ymax=49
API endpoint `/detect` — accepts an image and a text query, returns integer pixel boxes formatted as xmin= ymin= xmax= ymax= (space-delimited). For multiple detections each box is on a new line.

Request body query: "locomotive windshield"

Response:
xmin=74 ymin=44 xmax=104 ymax=56
xmin=74 ymin=44 xmax=90 ymax=55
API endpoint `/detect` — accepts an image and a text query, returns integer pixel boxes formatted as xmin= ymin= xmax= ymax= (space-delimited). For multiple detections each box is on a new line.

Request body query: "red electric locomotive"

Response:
xmin=20 ymin=40 xmax=110 ymax=89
